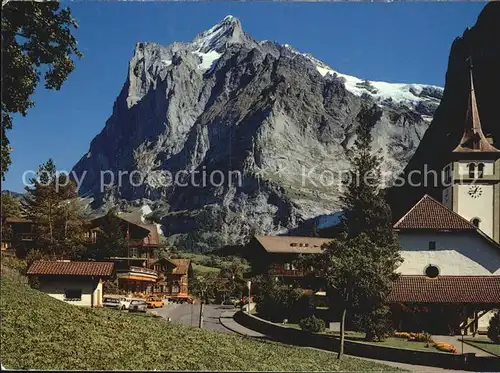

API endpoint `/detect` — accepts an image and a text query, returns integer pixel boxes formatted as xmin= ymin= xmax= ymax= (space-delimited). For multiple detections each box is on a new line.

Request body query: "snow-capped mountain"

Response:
xmin=72 ymin=15 xmax=442 ymax=251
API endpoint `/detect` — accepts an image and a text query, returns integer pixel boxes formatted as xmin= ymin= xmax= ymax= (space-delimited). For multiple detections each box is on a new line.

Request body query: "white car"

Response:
xmin=103 ymin=297 xmax=122 ymax=309
xmin=118 ymin=297 xmax=133 ymax=310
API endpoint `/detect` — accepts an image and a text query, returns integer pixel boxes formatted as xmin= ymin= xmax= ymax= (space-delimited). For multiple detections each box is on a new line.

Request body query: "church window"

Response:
xmin=443 ymin=165 xmax=452 ymax=184
xmin=428 ymin=241 xmax=436 ymax=250
xmin=468 ymin=163 xmax=476 ymax=179
xmin=477 ymin=163 xmax=485 ymax=178
xmin=425 ymin=265 xmax=439 ymax=278
xmin=471 ymin=218 xmax=481 ymax=228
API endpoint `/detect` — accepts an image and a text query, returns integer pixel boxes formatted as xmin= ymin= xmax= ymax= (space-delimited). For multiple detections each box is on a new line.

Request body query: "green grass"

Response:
xmin=192 ymin=263 xmax=221 ymax=274
xmin=370 ymin=338 xmax=434 ymax=352
xmin=463 ymin=338 xmax=500 ymax=357
xmin=0 ymin=277 xmax=401 ymax=371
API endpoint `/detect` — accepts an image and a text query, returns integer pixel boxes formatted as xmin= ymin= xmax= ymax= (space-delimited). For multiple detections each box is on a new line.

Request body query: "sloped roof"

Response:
xmin=139 ymin=224 xmax=162 ymax=246
xmin=388 ymin=275 xmax=500 ymax=304
xmin=27 ymin=261 xmax=114 ymax=277
xmin=255 ymin=236 xmax=332 ymax=254
xmin=168 ymin=259 xmax=191 ymax=275
xmin=393 ymin=195 xmax=476 ymax=231
xmin=453 ymin=70 xmax=499 ymax=154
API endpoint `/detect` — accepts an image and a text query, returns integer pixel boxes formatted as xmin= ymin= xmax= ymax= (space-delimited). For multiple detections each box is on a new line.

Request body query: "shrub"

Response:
xmin=299 ymin=315 xmax=326 ymax=333
xmin=353 ymin=306 xmax=393 ymax=342
xmin=487 ymin=311 xmax=500 ymax=343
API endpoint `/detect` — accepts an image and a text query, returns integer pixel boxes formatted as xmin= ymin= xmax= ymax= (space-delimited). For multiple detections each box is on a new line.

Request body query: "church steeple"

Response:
xmin=452 ymin=60 xmax=499 ymax=153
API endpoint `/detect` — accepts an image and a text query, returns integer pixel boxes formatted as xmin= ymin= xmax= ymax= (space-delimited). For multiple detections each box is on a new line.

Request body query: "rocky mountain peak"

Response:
xmin=191 ymin=15 xmax=250 ymax=53
xmin=73 ymin=15 xmax=446 ymax=252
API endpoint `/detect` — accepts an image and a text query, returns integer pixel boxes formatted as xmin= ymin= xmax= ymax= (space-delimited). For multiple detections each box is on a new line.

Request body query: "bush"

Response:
xmin=353 ymin=306 xmax=393 ymax=342
xmin=299 ymin=315 xmax=326 ymax=333
xmin=487 ymin=311 xmax=500 ymax=343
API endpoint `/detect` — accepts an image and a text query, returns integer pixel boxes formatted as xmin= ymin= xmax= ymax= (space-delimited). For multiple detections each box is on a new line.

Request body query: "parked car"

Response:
xmin=119 ymin=297 xmax=133 ymax=310
xmin=146 ymin=297 xmax=164 ymax=308
xmin=103 ymin=297 xmax=122 ymax=309
xmin=128 ymin=299 xmax=148 ymax=313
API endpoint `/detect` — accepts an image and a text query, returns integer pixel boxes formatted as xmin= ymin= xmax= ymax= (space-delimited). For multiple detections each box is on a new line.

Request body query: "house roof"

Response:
xmin=254 ymin=236 xmax=332 ymax=254
xmin=27 ymin=261 xmax=114 ymax=277
xmin=139 ymin=224 xmax=162 ymax=246
xmin=387 ymin=275 xmax=500 ymax=305
xmin=168 ymin=259 xmax=191 ymax=275
xmin=393 ymin=195 xmax=476 ymax=231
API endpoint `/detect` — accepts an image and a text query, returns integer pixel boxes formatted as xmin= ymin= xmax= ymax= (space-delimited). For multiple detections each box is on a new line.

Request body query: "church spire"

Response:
xmin=452 ymin=58 xmax=499 ymax=153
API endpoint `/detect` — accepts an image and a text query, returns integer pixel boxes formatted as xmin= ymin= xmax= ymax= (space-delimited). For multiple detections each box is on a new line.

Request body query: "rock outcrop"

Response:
xmin=72 ymin=15 xmax=442 ymax=251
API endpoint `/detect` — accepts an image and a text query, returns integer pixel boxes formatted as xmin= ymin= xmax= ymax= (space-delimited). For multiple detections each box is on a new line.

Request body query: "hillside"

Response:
xmin=0 ymin=277 xmax=397 ymax=371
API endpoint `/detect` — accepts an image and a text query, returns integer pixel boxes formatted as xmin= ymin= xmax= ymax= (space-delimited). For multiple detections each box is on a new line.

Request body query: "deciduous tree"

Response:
xmin=1 ymin=1 xmax=81 ymax=179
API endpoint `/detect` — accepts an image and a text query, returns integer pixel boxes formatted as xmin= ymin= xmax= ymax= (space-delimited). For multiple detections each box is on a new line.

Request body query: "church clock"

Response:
xmin=468 ymin=185 xmax=483 ymax=199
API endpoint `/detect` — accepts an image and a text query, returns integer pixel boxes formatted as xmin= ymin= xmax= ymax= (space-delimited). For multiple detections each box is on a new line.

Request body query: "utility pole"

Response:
xmin=198 ymin=302 xmax=204 ymax=328
xmin=246 ymin=280 xmax=251 ymax=313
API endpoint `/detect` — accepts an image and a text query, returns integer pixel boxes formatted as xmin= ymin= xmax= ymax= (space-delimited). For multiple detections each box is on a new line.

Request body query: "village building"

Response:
xmin=87 ymin=215 xmax=193 ymax=300
xmin=390 ymin=194 xmax=500 ymax=334
xmin=245 ymin=71 xmax=500 ymax=335
xmin=26 ymin=260 xmax=114 ymax=307
xmin=244 ymin=235 xmax=330 ymax=286
xmin=1 ymin=217 xmax=38 ymax=256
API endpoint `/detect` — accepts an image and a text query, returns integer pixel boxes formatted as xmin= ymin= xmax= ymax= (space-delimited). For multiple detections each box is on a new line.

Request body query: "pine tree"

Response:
xmin=340 ymin=103 xmax=395 ymax=246
xmin=318 ymin=104 xmax=402 ymax=358
xmin=21 ymin=159 xmax=86 ymax=258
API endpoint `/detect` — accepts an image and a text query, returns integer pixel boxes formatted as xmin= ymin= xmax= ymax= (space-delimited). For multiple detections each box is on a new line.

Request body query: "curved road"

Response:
xmin=151 ymin=303 xmax=236 ymax=334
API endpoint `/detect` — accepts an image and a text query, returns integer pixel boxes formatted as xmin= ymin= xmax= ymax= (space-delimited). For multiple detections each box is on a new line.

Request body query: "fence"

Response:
xmin=234 ymin=311 xmax=500 ymax=371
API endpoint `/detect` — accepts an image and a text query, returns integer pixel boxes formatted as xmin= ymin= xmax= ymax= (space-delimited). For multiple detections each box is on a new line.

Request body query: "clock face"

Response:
xmin=468 ymin=185 xmax=483 ymax=199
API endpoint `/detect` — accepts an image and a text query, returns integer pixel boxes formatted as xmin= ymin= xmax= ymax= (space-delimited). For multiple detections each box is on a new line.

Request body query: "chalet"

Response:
xmin=1 ymin=217 xmax=38 ymax=256
xmin=87 ymin=215 xmax=193 ymax=300
xmin=150 ymin=258 xmax=193 ymax=300
xmin=26 ymin=260 xmax=114 ymax=307
xmin=245 ymin=235 xmax=332 ymax=287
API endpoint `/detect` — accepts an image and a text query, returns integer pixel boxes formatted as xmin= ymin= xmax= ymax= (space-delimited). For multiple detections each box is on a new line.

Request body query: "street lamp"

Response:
xmin=246 ymin=280 xmax=252 ymax=313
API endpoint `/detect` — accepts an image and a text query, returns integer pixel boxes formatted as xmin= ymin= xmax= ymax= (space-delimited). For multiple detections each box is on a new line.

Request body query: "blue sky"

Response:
xmin=4 ymin=1 xmax=485 ymax=192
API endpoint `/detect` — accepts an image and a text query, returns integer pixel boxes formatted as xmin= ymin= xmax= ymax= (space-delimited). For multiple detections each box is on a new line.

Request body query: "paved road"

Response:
xmin=151 ymin=303 xmax=236 ymax=334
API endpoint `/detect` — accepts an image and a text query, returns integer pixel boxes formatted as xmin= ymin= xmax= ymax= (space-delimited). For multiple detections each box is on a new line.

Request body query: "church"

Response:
xmin=246 ymin=68 xmax=500 ymax=335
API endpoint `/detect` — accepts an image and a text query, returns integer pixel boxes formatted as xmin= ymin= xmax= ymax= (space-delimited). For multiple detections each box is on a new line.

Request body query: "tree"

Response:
xmin=86 ymin=209 xmax=128 ymax=260
xmin=0 ymin=193 xmax=21 ymax=244
xmin=253 ymin=276 xmax=307 ymax=322
xmin=318 ymin=234 xmax=400 ymax=358
xmin=21 ymin=159 xmax=86 ymax=258
xmin=316 ymin=104 xmax=402 ymax=358
xmin=340 ymin=103 xmax=394 ymax=246
xmin=190 ymin=272 xmax=219 ymax=304
xmin=487 ymin=311 xmax=500 ymax=344
xmin=1 ymin=2 xmax=81 ymax=179
xmin=1 ymin=193 xmax=20 ymax=219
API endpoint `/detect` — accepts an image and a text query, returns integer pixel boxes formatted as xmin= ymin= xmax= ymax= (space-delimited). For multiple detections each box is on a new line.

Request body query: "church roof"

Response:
xmin=393 ymin=195 xmax=476 ymax=231
xmin=388 ymin=275 xmax=500 ymax=305
xmin=452 ymin=68 xmax=499 ymax=154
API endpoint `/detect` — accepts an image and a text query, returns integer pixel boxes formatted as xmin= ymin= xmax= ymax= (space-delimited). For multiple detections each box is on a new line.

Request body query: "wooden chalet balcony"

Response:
xmin=116 ymin=266 xmax=158 ymax=282
xmin=273 ymin=267 xmax=306 ymax=277
xmin=127 ymin=266 xmax=158 ymax=276
xmin=13 ymin=233 xmax=35 ymax=241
